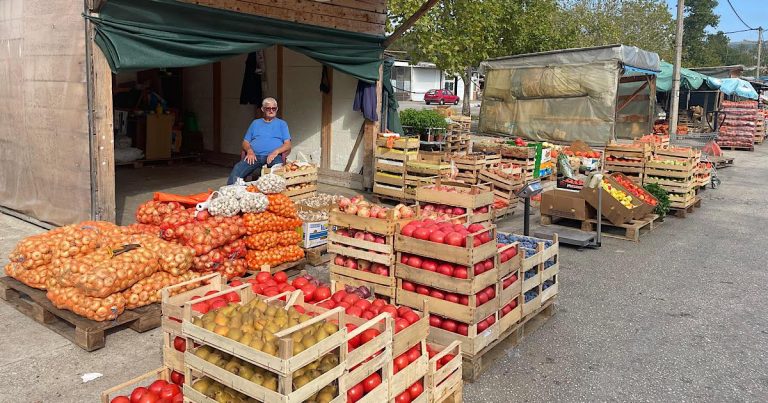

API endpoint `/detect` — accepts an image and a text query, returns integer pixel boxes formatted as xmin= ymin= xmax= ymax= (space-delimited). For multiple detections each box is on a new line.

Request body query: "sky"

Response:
xmin=664 ymin=0 xmax=768 ymax=42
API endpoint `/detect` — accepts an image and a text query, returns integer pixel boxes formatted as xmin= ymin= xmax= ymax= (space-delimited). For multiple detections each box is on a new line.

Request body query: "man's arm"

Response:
xmin=267 ymin=140 xmax=292 ymax=164
xmin=242 ymin=140 xmax=256 ymax=164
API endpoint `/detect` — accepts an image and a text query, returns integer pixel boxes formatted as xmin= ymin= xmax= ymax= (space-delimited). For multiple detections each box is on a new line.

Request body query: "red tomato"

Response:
xmin=397 ymin=306 xmax=413 ymax=317
xmin=159 ymin=384 xmax=181 ymax=399
xmin=331 ymin=290 xmax=347 ymax=303
xmin=209 ymin=298 xmax=227 ymax=310
xmin=363 ymin=373 xmax=382 ymax=393
xmin=445 ymin=232 xmax=463 ymax=246
xmin=441 ymin=354 xmax=455 ymax=366
xmin=111 ymin=397 xmax=130 ymax=403
xmin=171 ymin=394 xmax=183 ymax=403
xmin=137 ymin=391 xmax=160 ymax=403
xmin=172 ymin=336 xmax=186 ymax=352
xmin=395 ymin=390 xmax=412 ymax=403
xmin=354 ymin=299 xmax=371 ymax=311
xmin=416 ymin=285 xmax=430 ymax=295
xmin=347 ymin=383 xmax=364 ymax=403
xmin=477 ymin=320 xmax=489 ymax=332
xmin=292 ymin=277 xmax=309 ymax=289
xmin=148 ymin=381 xmax=168 ymax=395
xmin=223 ymin=292 xmax=240 ymax=303
xmin=429 ymin=231 xmax=446 ymax=243
xmin=273 ymin=271 xmax=288 ymax=284
xmin=381 ymin=305 xmax=399 ymax=319
xmin=429 ymin=289 xmax=445 ymax=300
xmin=441 ymin=319 xmax=457 ymax=333
xmin=400 ymin=224 xmax=417 ymax=237
xmin=453 ymin=267 xmax=468 ymax=279
xmin=228 ymin=279 xmax=243 ymax=287
xmin=413 ymin=228 xmax=431 ymax=240
xmin=343 ymin=294 xmax=361 ymax=305
xmin=402 ymin=281 xmax=416 ymax=292
xmin=436 ymin=263 xmax=454 ymax=276
xmin=255 ymin=272 xmax=271 ymax=283
xmin=395 ymin=318 xmax=411 ymax=333
xmin=394 ymin=354 xmax=409 ymax=371
xmin=250 ymin=283 xmax=265 ymax=294
xmin=421 ymin=260 xmax=437 ymax=272
xmin=406 ymin=256 xmax=423 ymax=268
xmin=403 ymin=312 xmax=420 ymax=325
xmin=346 ymin=306 xmax=363 ymax=317
xmin=191 ymin=301 xmax=210 ymax=314
xmin=346 ymin=323 xmax=361 ymax=349
xmin=170 ymin=371 xmax=184 ymax=386
xmin=408 ymin=381 xmax=424 ymax=398
xmin=429 ymin=315 xmax=442 ymax=327
xmin=406 ymin=346 xmax=420 ymax=362
xmin=130 ymin=387 xmax=148 ymax=403
xmin=300 ymin=284 xmax=317 ymax=302
xmin=314 ymin=286 xmax=331 ymax=302
xmin=445 ymin=293 xmax=460 ymax=304
xmin=459 ymin=295 xmax=469 ymax=305
xmin=457 ymin=323 xmax=469 ymax=336
xmin=362 ymin=310 xmax=375 ymax=320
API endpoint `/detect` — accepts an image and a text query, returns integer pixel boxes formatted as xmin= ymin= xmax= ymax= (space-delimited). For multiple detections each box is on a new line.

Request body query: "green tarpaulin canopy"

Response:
xmin=657 ymin=61 xmax=716 ymax=92
xmin=382 ymin=58 xmax=403 ymax=134
xmin=87 ymin=0 xmax=384 ymax=82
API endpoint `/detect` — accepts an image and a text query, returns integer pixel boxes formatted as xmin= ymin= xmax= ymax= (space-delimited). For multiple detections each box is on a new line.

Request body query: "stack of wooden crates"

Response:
xmin=374 ymin=136 xmax=420 ymax=201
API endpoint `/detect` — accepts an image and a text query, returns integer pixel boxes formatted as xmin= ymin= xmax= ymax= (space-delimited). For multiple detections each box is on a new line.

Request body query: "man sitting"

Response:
xmin=227 ymin=97 xmax=292 ymax=185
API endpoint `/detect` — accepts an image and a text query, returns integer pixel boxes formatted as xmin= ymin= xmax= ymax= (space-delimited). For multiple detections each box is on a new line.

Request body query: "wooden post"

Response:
xmin=321 ymin=68 xmax=333 ymax=169
xmin=362 ymin=64 xmax=384 ymax=189
xmin=87 ymin=24 xmax=116 ymax=223
xmin=213 ymin=62 xmax=222 ymax=153
xmin=277 ymin=45 xmax=284 ymax=118
xmin=648 ymin=77 xmax=657 ymax=134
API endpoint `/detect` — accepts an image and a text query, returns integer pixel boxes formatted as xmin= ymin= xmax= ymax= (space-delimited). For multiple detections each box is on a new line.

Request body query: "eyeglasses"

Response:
xmin=263 ymin=107 xmax=278 ymax=111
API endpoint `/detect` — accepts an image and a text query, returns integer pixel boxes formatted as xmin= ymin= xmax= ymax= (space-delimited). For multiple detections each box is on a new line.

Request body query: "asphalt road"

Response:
xmin=1 ymin=147 xmax=767 ymax=401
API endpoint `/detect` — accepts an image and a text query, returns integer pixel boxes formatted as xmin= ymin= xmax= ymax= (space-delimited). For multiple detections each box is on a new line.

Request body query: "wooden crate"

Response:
xmin=427 ymin=312 xmax=500 ymax=356
xmin=373 ymin=183 xmax=411 ymax=202
xmin=247 ymin=258 xmax=307 ymax=276
xmin=426 ymin=341 xmax=463 ymax=403
xmin=180 ymin=286 xmax=347 ymax=399
xmin=496 ymin=242 xmax=522 ymax=279
xmin=541 ymin=274 xmax=559 ymax=302
xmin=0 ymin=276 xmax=161 ymax=352
xmin=329 ymin=262 xmax=396 ymax=291
xmin=497 ymin=295 xmax=523 ymax=334
xmin=499 ymin=144 xmax=536 ymax=159
xmin=100 ymin=367 xmax=172 ymax=403
xmin=395 ymin=253 xmax=498 ymax=295
xmin=396 ymin=279 xmax=499 ymax=324
xmin=498 ymin=272 xmax=522 ymax=306
xmin=389 ymin=340 xmax=429 ymax=401
xmin=330 ymin=206 xmax=413 ymax=236
xmin=376 ymin=159 xmax=406 ymax=175
xmin=395 ymin=225 xmax=497 ymax=267
xmin=305 ymin=244 xmax=330 ymax=266
xmin=376 ymin=136 xmax=421 ymax=149
xmin=330 ymin=272 xmax=396 ymax=299
xmin=327 ymin=231 xmax=395 ymax=266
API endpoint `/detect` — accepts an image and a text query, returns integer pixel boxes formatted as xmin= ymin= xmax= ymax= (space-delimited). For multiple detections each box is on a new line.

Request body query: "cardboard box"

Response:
xmin=579 ymin=175 xmax=641 ymax=226
xmin=299 ymin=220 xmax=328 ymax=248
xmin=540 ymin=189 xmax=595 ymax=221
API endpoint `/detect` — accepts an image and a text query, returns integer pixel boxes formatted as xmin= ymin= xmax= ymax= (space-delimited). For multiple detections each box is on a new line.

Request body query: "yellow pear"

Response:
xmin=262 ymin=376 xmax=278 ymax=391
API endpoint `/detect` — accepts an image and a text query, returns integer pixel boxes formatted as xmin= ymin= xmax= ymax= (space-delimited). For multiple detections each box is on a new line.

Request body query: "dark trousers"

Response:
xmin=227 ymin=154 xmax=283 ymax=185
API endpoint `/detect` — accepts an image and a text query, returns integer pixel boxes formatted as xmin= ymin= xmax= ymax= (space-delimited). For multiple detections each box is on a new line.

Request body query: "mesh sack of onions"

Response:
xmin=47 ymin=286 xmax=126 ymax=321
xmin=174 ymin=216 xmax=246 ymax=255
xmin=122 ymin=271 xmax=200 ymax=309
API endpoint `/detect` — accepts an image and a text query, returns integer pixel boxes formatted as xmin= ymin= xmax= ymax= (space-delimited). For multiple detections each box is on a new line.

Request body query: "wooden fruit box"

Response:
xmin=653 ymin=146 xmax=700 ymax=159
xmin=376 ymin=159 xmax=406 ymax=174
xmin=604 ymin=162 xmax=645 ymax=174
xmin=263 ymin=165 xmax=319 ymax=185
xmin=396 ymin=279 xmax=499 ymax=324
xmin=496 ymin=242 xmax=522 ymax=278
xmin=329 ymin=262 xmax=396 ymax=289
xmin=394 ymin=225 xmax=498 ymax=267
xmin=344 ymin=313 xmax=393 ymax=370
xmin=521 ymin=267 xmax=541 ymax=294
xmin=428 ymin=312 xmax=500 ymax=356
xmin=426 ymin=341 xmax=463 ymax=403
xmin=500 ymin=144 xmax=536 ymax=159
xmin=499 ymin=272 xmax=522 ymax=305
xmin=375 ymin=172 xmax=405 ymax=187
xmin=395 ymin=254 xmax=497 ymax=295
xmin=605 ymin=142 xmax=651 ymax=156
xmin=101 ymin=367 xmax=172 ymax=403
xmin=541 ymin=275 xmax=558 ymax=303
xmin=604 ymin=157 xmax=646 ymax=168
xmin=376 ymin=147 xmax=419 ymax=162
xmin=330 ymin=272 xmax=396 ymax=299
xmin=389 ymin=341 xmax=429 ymax=401
xmin=643 ymin=175 xmax=695 ymax=190
xmin=478 ymin=170 xmax=523 ymax=193
xmin=521 ymin=290 xmax=542 ymax=316
xmin=373 ymin=184 xmax=410 ymax=202
xmin=162 ymin=273 xmax=226 ymax=330
xmin=498 ymin=296 xmax=523 ymax=334
xmin=644 ymin=163 xmax=696 ymax=179
xmin=346 ymin=349 xmax=391 ymax=403
xmin=541 ymin=254 xmax=559 ymax=282
xmin=330 ymin=206 xmax=414 ymax=236
xmin=415 ymin=180 xmax=495 ymax=209
xmin=181 ymin=286 xmax=346 ymax=379
xmin=284 ymin=184 xmax=318 ymax=198
xmin=376 ymin=136 xmax=421 ymax=149
xmin=327 ymin=231 xmax=394 ymax=264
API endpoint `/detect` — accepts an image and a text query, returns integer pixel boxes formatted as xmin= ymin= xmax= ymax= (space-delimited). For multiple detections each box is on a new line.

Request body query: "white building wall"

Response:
xmin=410 ymin=68 xmax=442 ymax=101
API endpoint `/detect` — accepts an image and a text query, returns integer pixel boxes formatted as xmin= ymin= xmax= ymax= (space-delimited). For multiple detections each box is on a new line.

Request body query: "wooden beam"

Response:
xmin=87 ymin=24 xmax=116 ymax=223
xmin=213 ymin=62 xmax=222 ymax=152
xmin=277 ymin=45 xmax=284 ymax=118
xmin=321 ymin=67 xmax=333 ymax=169
xmin=345 ymin=122 xmax=366 ymax=172
xmin=383 ymin=0 xmax=440 ymax=48
xmin=616 ymin=80 xmax=649 ymax=113
xmin=362 ymin=64 xmax=384 ymax=188
xmin=619 ymin=75 xmax=650 ymax=84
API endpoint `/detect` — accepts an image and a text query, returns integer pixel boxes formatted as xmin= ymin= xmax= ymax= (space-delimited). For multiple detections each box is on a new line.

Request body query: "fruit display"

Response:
xmin=254 ymin=173 xmax=287 ymax=194
xmin=399 ymin=221 xmax=493 ymax=247
xmin=237 ymin=271 xmax=331 ymax=303
xmin=399 ymin=253 xmax=492 ymax=279
xmin=718 ymin=100 xmax=757 ymax=149
xmin=428 ymin=312 xmax=495 ymax=336
xmin=188 ymin=376 xmax=265 ymax=403
xmin=346 ymin=371 xmax=383 ymax=403
xmin=107 ymin=375 xmax=185 ymax=403
xmin=400 ymin=280 xmax=496 ymax=307
xmin=612 ymin=174 xmax=658 ymax=207
xmin=336 ymin=196 xmax=416 ymax=220
xmin=600 ymin=180 xmax=636 ymax=209
xmin=332 ymin=255 xmax=390 ymax=277
xmin=315 ymin=290 xmax=422 ymax=335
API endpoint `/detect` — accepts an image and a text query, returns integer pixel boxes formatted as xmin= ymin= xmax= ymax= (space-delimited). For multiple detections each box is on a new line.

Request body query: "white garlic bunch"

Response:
xmin=240 ymin=192 xmax=269 ymax=213
xmin=207 ymin=192 xmax=240 ymax=217
xmin=219 ymin=184 xmax=247 ymax=199
xmin=255 ymin=173 xmax=286 ymax=194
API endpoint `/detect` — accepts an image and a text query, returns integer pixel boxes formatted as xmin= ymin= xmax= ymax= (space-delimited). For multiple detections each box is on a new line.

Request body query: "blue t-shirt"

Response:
xmin=244 ymin=118 xmax=291 ymax=155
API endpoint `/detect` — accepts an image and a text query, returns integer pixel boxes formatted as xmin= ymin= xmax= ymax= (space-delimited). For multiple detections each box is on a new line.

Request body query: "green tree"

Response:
xmin=388 ymin=0 xmax=566 ymax=115
xmin=681 ymin=0 xmax=720 ymax=66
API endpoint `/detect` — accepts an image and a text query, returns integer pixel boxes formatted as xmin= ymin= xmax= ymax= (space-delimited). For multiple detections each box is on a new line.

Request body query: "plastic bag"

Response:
xmin=47 ymin=287 xmax=125 ymax=321
xmin=207 ymin=191 xmax=241 ymax=217
xmin=123 ymin=271 xmax=201 ymax=309
xmin=557 ymin=153 xmax=575 ymax=179
xmin=239 ymin=191 xmax=269 ymax=214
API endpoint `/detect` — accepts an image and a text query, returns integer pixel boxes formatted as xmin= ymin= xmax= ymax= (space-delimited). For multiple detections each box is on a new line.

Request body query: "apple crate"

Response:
xmin=327 ymin=230 xmax=395 ymax=266
xmin=541 ymin=275 xmax=559 ymax=303
xmin=330 ymin=206 xmax=415 ymax=236
xmin=389 ymin=339 xmax=429 ymax=402
xmin=161 ymin=273 xmax=227 ymax=372
xmin=180 ymin=286 xmax=348 ymax=400
xmin=395 ymin=224 xmax=498 ymax=267
xmin=395 ymin=252 xmax=498 ymax=296
xmin=428 ymin=312 xmax=500 ymax=356
xmin=100 ymin=366 xmax=173 ymax=403
xmin=498 ymin=295 xmax=523 ymax=334
xmin=499 ymin=271 xmax=522 ymax=305
xmin=262 ymin=163 xmax=318 ymax=184
xmin=396 ymin=278 xmax=499 ymax=325
xmin=496 ymin=242 xmax=522 ymax=278
xmin=415 ymin=180 xmax=495 ymax=211
xmin=644 ymin=160 xmax=696 ymax=179
xmin=426 ymin=341 xmax=462 ymax=403
xmin=653 ymin=146 xmax=700 ymax=160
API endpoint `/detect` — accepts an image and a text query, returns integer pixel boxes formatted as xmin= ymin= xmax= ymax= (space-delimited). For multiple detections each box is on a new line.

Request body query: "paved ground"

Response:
xmin=1 ymin=147 xmax=767 ymax=402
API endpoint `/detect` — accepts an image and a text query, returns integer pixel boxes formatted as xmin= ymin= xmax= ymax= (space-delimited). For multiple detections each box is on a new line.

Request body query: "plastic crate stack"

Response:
xmin=718 ymin=100 xmax=757 ymax=151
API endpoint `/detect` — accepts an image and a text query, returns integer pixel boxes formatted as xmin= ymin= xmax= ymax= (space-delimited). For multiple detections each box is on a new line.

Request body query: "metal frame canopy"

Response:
xmin=478 ymin=45 xmax=661 ymax=146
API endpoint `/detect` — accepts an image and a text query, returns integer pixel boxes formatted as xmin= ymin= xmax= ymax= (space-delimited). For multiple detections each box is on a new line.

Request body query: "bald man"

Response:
xmin=227 ymin=97 xmax=292 ymax=185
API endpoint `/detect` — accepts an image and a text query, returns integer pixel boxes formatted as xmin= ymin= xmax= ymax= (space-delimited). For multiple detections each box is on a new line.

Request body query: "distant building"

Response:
xmin=391 ymin=61 xmax=480 ymax=102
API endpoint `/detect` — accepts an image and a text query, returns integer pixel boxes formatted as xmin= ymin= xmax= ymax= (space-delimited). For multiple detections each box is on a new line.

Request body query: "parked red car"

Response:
xmin=424 ymin=89 xmax=460 ymax=105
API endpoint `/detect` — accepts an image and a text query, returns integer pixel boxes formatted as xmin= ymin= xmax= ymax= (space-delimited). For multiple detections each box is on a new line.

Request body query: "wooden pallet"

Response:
xmin=304 ymin=244 xmax=330 ymax=266
xmin=540 ymin=214 xmax=593 ymax=232
xmin=669 ymin=196 xmax=702 ymax=218
xmin=0 ymin=276 xmax=161 ymax=351
xmin=718 ymin=145 xmax=754 ymax=151
xmin=462 ymin=297 xmax=556 ymax=382
xmin=584 ymin=214 xmax=661 ymax=242
xmin=710 ymin=156 xmax=735 ymax=169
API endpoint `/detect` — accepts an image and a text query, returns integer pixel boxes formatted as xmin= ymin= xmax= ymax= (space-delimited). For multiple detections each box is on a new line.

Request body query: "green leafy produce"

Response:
xmin=399 ymin=109 xmax=447 ymax=134
xmin=643 ymin=183 xmax=670 ymax=218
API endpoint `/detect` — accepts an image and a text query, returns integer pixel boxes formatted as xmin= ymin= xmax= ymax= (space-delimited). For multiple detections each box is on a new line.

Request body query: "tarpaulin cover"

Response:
xmin=478 ymin=45 xmax=660 ymax=145
xmin=382 ymin=58 xmax=403 ymax=134
xmin=656 ymin=61 xmax=718 ymax=92
xmin=87 ymin=0 xmax=384 ymax=82
xmin=718 ymin=78 xmax=759 ymax=100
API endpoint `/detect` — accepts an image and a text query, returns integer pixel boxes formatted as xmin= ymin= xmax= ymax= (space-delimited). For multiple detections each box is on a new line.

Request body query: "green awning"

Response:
xmin=382 ymin=58 xmax=403 ymax=134
xmin=657 ymin=61 xmax=715 ymax=92
xmin=87 ymin=0 xmax=384 ymax=82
